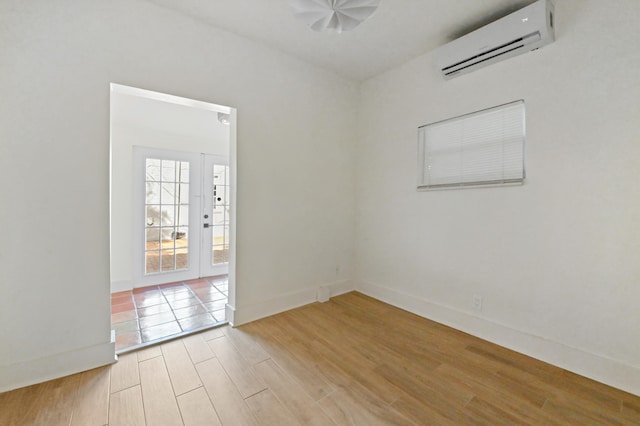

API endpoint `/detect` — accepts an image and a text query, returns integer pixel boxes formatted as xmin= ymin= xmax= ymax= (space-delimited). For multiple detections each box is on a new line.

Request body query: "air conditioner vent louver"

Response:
xmin=436 ymin=0 xmax=555 ymax=79
xmin=443 ymin=32 xmax=541 ymax=77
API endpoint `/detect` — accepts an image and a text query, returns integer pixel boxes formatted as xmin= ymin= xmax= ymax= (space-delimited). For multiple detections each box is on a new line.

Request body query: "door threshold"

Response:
xmin=116 ymin=321 xmax=229 ymax=356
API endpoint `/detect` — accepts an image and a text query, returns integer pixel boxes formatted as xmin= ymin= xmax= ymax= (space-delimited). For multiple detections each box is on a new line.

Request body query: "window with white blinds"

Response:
xmin=417 ymin=100 xmax=525 ymax=189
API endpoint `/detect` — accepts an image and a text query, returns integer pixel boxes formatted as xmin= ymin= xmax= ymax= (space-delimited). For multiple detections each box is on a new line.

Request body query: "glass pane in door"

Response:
xmin=211 ymin=164 xmax=230 ymax=266
xmin=144 ymin=158 xmax=190 ymax=274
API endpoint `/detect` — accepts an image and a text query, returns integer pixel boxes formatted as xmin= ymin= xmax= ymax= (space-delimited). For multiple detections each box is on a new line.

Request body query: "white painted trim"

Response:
xmin=357 ymin=280 xmax=640 ymax=397
xmin=316 ymin=286 xmax=330 ymax=303
xmin=327 ymin=279 xmax=356 ymax=298
xmin=225 ymin=303 xmax=236 ymax=326
xmin=0 ymin=340 xmax=116 ymax=393
xmin=226 ymin=108 xmax=238 ymax=314
xmin=111 ymin=279 xmax=132 ymax=293
xmin=232 ymin=280 xmax=355 ymax=326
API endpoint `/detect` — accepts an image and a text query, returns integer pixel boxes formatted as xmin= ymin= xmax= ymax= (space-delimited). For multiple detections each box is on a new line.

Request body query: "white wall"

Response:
xmin=0 ymin=0 xmax=357 ymax=391
xmin=110 ymin=91 xmax=229 ymax=292
xmin=355 ymin=0 xmax=640 ymax=395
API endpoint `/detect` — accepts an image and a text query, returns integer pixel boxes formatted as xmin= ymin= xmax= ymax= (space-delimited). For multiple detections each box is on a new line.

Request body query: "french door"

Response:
xmin=200 ymin=154 xmax=230 ymax=277
xmin=133 ymin=147 xmax=230 ymax=287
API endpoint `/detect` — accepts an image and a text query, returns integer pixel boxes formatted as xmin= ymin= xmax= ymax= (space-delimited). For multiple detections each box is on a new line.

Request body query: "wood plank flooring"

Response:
xmin=1 ymin=291 xmax=639 ymax=425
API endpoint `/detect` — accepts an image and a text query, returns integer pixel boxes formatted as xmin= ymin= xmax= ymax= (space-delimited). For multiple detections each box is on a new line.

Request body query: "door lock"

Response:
xmin=203 ymin=223 xmax=210 ymax=228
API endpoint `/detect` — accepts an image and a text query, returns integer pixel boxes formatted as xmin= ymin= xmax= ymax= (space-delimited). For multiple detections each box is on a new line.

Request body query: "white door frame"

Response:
xmin=110 ymin=83 xmax=238 ymax=324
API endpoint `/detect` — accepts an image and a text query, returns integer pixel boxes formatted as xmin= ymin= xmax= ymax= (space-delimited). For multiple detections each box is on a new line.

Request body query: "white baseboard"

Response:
xmin=225 ymin=303 xmax=236 ymax=326
xmin=326 ymin=279 xmax=356 ymax=298
xmin=111 ymin=279 xmax=132 ymax=294
xmin=233 ymin=280 xmax=355 ymax=326
xmin=358 ymin=280 xmax=640 ymax=397
xmin=0 ymin=340 xmax=116 ymax=393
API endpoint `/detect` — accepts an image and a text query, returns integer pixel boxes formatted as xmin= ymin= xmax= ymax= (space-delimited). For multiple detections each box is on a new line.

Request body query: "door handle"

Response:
xmin=203 ymin=223 xmax=210 ymax=228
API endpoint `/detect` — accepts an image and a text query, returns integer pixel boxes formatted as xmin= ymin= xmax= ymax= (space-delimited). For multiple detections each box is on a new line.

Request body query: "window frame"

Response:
xmin=417 ymin=100 xmax=526 ymax=190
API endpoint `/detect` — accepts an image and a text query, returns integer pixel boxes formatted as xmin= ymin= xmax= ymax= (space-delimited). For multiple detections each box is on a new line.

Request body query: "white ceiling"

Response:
xmin=147 ymin=0 xmax=537 ymax=81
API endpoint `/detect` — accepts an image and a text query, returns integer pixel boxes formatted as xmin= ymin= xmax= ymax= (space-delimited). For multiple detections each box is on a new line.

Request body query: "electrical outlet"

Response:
xmin=472 ymin=294 xmax=483 ymax=311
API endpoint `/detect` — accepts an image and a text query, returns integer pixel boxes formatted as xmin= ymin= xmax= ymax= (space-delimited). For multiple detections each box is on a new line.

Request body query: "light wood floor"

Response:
xmin=1 ymin=292 xmax=639 ymax=425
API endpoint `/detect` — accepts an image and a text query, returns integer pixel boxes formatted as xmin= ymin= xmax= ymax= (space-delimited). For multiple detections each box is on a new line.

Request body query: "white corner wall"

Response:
xmin=356 ymin=0 xmax=640 ymax=395
xmin=0 ymin=0 xmax=357 ymax=392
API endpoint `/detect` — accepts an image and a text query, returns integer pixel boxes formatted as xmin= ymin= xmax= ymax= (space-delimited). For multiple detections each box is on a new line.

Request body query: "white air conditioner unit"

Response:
xmin=436 ymin=0 xmax=555 ymax=80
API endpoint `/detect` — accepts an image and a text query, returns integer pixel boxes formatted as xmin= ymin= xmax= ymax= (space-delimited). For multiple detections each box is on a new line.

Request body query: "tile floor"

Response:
xmin=111 ymin=275 xmax=228 ymax=352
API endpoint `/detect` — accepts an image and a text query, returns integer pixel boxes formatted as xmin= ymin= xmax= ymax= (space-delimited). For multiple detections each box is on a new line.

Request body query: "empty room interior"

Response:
xmin=1 ymin=0 xmax=639 ymax=425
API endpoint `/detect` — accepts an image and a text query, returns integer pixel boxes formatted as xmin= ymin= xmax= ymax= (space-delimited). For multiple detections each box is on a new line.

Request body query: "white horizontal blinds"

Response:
xmin=419 ymin=100 xmax=525 ymax=188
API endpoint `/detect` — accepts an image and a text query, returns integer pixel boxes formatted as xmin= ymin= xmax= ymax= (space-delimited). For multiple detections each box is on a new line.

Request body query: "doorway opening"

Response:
xmin=109 ymin=84 xmax=236 ymax=352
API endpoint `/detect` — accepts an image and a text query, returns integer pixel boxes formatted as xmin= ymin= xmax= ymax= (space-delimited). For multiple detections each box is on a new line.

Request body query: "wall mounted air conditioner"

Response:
xmin=436 ymin=0 xmax=555 ymax=80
